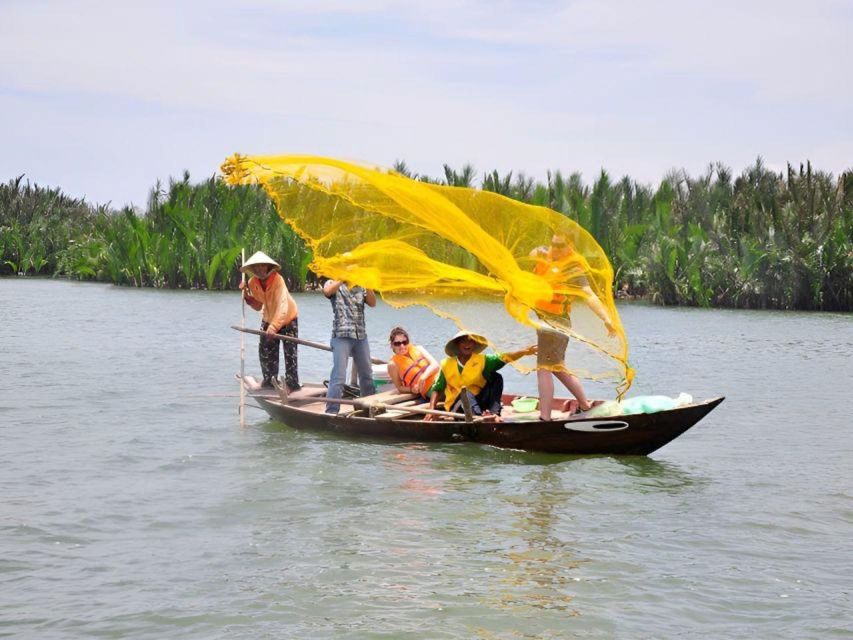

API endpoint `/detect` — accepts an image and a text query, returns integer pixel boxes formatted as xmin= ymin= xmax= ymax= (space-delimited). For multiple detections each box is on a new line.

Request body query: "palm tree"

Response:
xmin=443 ymin=163 xmax=476 ymax=187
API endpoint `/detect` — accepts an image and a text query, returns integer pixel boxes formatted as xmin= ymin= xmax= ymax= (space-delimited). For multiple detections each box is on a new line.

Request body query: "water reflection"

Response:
xmin=492 ymin=468 xmax=583 ymax=616
xmin=612 ymin=456 xmax=707 ymax=493
xmin=384 ymin=444 xmax=445 ymax=498
xmin=257 ymin=417 xmax=701 ymax=481
xmin=436 ymin=444 xmax=593 ymax=467
xmin=257 ymin=415 xmax=581 ymax=467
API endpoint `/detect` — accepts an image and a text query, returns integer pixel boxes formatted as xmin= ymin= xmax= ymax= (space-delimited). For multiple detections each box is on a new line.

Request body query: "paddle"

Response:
xmin=230 ymin=325 xmax=387 ymax=365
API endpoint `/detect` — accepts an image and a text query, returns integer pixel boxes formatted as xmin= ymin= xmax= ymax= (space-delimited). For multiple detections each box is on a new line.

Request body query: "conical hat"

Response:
xmin=241 ymin=251 xmax=280 ymax=274
xmin=444 ymin=330 xmax=487 ymax=357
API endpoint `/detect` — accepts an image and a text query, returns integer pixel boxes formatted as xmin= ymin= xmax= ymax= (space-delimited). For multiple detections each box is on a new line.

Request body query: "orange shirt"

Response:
xmin=247 ymin=272 xmax=298 ymax=331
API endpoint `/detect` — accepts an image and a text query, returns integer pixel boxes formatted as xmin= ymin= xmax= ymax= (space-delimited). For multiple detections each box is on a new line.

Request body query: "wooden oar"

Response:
xmin=231 ymin=325 xmax=387 ymax=365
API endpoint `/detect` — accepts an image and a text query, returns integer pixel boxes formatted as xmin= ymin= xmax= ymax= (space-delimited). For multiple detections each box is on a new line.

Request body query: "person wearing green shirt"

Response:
xmin=425 ymin=330 xmax=536 ymax=421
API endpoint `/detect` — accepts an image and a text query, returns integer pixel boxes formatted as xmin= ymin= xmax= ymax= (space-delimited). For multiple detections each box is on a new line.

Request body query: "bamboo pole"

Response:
xmin=239 ymin=249 xmax=246 ymax=428
xmin=230 ymin=325 xmax=387 ymax=365
xmin=330 ymin=397 xmax=478 ymax=421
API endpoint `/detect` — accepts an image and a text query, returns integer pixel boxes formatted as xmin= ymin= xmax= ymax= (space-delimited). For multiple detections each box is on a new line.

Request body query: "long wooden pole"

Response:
xmin=239 ymin=250 xmax=246 ymax=428
xmin=330 ymin=397 xmax=480 ymax=421
xmin=231 ymin=325 xmax=387 ymax=365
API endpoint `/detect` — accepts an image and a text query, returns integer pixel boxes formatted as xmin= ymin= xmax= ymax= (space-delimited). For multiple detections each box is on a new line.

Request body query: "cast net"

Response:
xmin=221 ymin=154 xmax=634 ymax=395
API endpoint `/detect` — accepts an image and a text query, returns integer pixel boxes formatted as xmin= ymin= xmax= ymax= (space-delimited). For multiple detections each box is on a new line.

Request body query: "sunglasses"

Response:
xmin=392 ymin=340 xmax=409 ymax=346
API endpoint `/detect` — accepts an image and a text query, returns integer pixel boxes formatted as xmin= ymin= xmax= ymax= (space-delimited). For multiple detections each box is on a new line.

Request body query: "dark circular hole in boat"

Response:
xmin=591 ymin=421 xmax=629 ymax=430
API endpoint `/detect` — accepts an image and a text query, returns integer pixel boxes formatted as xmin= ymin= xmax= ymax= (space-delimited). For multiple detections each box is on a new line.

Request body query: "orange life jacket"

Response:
xmin=533 ymin=250 xmax=574 ymax=316
xmin=391 ymin=344 xmax=437 ymax=398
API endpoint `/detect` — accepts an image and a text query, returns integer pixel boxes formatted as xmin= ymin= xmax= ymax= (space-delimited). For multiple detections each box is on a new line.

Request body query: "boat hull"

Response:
xmin=251 ymin=392 xmax=724 ymax=455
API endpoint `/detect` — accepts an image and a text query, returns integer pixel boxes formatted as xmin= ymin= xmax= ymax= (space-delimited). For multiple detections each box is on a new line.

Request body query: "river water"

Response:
xmin=1 ymin=279 xmax=850 ymax=639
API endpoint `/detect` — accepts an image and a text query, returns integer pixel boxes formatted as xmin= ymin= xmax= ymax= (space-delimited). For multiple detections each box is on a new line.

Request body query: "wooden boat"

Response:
xmin=240 ymin=378 xmax=724 ymax=455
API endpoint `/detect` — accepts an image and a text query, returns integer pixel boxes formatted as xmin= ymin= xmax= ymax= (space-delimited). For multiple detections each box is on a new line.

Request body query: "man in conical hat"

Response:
xmin=239 ymin=251 xmax=301 ymax=391
xmin=425 ymin=330 xmax=536 ymax=421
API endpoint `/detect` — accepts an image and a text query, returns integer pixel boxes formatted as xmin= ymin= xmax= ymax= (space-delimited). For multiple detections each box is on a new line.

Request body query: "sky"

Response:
xmin=1 ymin=0 xmax=850 ymax=209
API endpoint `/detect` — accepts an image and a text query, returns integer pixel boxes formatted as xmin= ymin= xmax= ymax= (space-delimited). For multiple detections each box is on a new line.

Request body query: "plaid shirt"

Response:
xmin=329 ymin=284 xmax=368 ymax=339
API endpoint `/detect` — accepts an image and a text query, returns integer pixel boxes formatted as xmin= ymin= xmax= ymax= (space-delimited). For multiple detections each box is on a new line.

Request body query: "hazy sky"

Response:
xmin=1 ymin=0 xmax=850 ymax=208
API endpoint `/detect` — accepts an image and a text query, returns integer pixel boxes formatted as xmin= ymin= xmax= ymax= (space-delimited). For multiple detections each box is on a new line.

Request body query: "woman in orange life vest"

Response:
xmin=425 ymin=331 xmax=537 ymax=422
xmin=531 ymin=234 xmax=616 ymax=420
xmin=386 ymin=327 xmax=440 ymax=399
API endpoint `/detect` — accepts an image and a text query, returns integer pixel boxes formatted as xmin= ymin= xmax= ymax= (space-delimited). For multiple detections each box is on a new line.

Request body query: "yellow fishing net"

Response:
xmin=221 ymin=154 xmax=634 ymax=395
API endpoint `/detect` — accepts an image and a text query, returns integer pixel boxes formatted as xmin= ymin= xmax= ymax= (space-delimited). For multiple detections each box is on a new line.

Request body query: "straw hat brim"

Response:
xmin=241 ymin=250 xmax=281 ymax=274
xmin=444 ymin=330 xmax=487 ymax=357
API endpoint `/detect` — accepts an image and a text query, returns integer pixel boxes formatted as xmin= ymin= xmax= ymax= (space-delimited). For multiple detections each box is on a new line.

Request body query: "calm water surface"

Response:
xmin=1 ymin=279 xmax=851 ymax=639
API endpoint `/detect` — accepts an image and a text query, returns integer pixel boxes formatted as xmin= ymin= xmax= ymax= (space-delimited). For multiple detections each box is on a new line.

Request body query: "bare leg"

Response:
xmin=537 ymin=369 xmax=555 ymax=420
xmin=554 ymin=370 xmax=592 ymax=411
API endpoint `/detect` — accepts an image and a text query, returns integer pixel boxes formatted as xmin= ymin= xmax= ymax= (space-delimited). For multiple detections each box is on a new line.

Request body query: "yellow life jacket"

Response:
xmin=440 ymin=353 xmax=487 ymax=408
xmin=390 ymin=345 xmax=437 ymax=398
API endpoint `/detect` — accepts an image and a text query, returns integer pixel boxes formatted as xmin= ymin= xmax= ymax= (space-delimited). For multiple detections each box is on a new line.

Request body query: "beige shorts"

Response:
xmin=537 ymin=329 xmax=569 ymax=367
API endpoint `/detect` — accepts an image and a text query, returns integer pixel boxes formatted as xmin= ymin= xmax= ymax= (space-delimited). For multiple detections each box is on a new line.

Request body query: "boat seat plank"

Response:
xmin=284 ymin=400 xmax=358 ymax=416
xmin=353 ymin=390 xmax=419 ymax=408
xmin=375 ymin=410 xmax=421 ymax=421
xmin=287 ymin=386 xmax=328 ymax=401
xmin=374 ymin=399 xmax=428 ymax=421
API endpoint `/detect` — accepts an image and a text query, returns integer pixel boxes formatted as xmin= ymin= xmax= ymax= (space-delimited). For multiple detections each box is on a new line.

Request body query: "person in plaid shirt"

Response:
xmin=323 ymin=279 xmax=377 ymax=414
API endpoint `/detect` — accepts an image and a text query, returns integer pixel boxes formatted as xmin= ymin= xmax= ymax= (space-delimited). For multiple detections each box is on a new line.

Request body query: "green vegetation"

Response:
xmin=1 ymin=159 xmax=850 ymax=310
xmin=0 ymin=172 xmax=309 ymax=290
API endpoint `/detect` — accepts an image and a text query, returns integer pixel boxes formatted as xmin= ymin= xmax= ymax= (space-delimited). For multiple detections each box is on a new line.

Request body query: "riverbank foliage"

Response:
xmin=1 ymin=159 xmax=850 ymax=310
xmin=0 ymin=173 xmax=309 ymax=290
